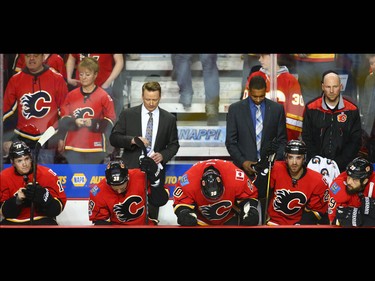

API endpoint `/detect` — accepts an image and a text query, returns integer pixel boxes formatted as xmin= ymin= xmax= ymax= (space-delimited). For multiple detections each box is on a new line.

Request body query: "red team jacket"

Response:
xmin=0 ymin=165 xmax=67 ymax=223
xmin=328 ymin=172 xmax=375 ymax=223
xmin=88 ymin=169 xmax=166 ymax=225
xmin=242 ymin=68 xmax=304 ymax=141
xmin=3 ymin=66 xmax=68 ymax=141
xmin=60 ymin=86 xmax=116 ymax=152
xmin=173 ymin=159 xmax=258 ymax=225
xmin=267 ymin=161 xmax=329 ymax=225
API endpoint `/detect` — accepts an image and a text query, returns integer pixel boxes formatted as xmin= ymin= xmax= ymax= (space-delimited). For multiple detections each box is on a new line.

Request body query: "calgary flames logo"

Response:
xmin=337 ymin=112 xmax=347 ymax=123
xmin=20 ymin=91 xmax=52 ymax=119
xmin=273 ymin=189 xmax=307 ymax=215
xmin=73 ymin=107 xmax=94 ymax=118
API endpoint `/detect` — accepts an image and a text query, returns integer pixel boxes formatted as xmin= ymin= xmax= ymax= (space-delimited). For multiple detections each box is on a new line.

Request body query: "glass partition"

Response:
xmin=1 ymin=53 xmax=374 ymax=198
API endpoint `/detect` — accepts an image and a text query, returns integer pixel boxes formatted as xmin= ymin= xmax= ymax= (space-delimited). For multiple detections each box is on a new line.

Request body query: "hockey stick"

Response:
xmin=133 ymin=136 xmax=149 ymax=225
xmin=263 ymin=152 xmax=276 ymax=225
xmin=30 ymin=126 xmax=56 ymax=224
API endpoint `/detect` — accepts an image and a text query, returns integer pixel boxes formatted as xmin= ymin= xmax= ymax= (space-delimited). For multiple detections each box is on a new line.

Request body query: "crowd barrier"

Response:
xmin=3 ymin=163 xmax=192 ymax=199
xmin=3 ymin=163 xmax=375 ymax=226
xmin=3 ymin=163 xmax=192 ymax=225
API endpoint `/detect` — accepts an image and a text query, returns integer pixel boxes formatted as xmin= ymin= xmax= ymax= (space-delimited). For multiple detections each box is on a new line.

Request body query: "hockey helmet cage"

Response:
xmin=201 ymin=165 xmax=224 ymax=200
xmin=105 ymin=160 xmax=129 ymax=186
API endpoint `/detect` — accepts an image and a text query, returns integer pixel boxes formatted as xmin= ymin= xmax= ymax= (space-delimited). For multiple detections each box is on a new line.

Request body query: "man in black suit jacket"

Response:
xmin=226 ymin=75 xmax=287 ymax=224
xmin=109 ymin=81 xmax=180 ymax=221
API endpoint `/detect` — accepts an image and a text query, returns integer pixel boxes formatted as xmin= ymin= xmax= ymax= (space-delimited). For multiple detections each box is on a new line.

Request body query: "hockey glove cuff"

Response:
xmin=336 ymin=206 xmax=363 ymax=227
xmin=177 ymin=209 xmax=198 ymax=226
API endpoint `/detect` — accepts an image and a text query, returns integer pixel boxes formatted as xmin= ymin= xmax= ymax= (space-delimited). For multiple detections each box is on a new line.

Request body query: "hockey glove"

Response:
xmin=253 ymin=158 xmax=270 ymax=176
xmin=94 ymin=220 xmax=112 ymax=225
xmin=297 ymin=207 xmax=330 ymax=225
xmin=239 ymin=199 xmax=259 ymax=226
xmin=24 ymin=183 xmax=52 ymax=206
xmin=177 ymin=209 xmax=198 ymax=226
xmin=265 ymin=138 xmax=278 ymax=158
xmin=336 ymin=206 xmax=363 ymax=227
xmin=361 ymin=197 xmax=375 ymax=219
xmin=139 ymin=156 xmax=161 ymax=183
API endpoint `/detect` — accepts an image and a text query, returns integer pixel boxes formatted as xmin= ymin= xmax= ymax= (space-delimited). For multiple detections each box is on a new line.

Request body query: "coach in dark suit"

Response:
xmin=109 ymin=81 xmax=180 ymax=221
xmin=226 ymin=75 xmax=287 ymax=224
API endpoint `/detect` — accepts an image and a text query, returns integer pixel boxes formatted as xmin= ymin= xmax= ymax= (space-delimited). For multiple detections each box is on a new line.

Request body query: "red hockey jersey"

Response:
xmin=3 ymin=67 xmax=68 ymax=141
xmin=60 ymin=86 xmax=116 ymax=152
xmin=88 ymin=169 xmax=162 ymax=225
xmin=328 ymin=172 xmax=375 ymax=223
xmin=173 ymin=159 xmax=258 ymax=225
xmin=267 ymin=161 xmax=329 ymax=225
xmin=0 ymin=165 xmax=67 ymax=222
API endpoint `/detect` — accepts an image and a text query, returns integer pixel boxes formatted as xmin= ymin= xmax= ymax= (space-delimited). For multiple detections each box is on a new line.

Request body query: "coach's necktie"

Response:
xmin=255 ymin=105 xmax=263 ymax=160
xmin=145 ymin=111 xmax=153 ymax=153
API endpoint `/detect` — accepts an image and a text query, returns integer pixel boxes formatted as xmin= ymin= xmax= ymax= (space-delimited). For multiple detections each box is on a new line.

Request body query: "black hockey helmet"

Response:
xmin=285 ymin=139 xmax=307 ymax=155
xmin=105 ymin=160 xmax=129 ymax=186
xmin=346 ymin=157 xmax=373 ymax=180
xmin=201 ymin=165 xmax=224 ymax=200
xmin=284 ymin=139 xmax=307 ymax=164
xmin=9 ymin=140 xmax=32 ymax=160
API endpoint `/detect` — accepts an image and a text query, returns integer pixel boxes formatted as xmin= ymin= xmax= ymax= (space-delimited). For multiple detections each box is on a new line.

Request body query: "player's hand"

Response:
xmin=24 ymin=182 xmax=38 ymax=201
xmin=24 ymin=182 xmax=51 ymax=206
xmin=139 ymin=156 xmax=161 ymax=183
xmin=336 ymin=206 xmax=362 ymax=227
xmin=253 ymin=159 xmax=268 ymax=174
xmin=240 ymin=199 xmax=259 ymax=226
xmin=177 ymin=209 xmax=198 ymax=226
xmin=253 ymin=139 xmax=277 ymax=175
